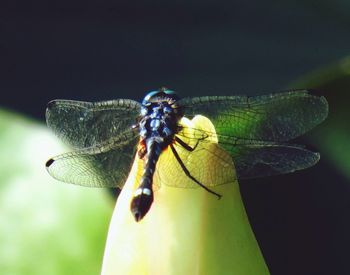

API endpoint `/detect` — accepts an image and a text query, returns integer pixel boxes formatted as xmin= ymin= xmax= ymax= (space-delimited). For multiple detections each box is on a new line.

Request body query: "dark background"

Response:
xmin=1 ymin=1 xmax=350 ymax=274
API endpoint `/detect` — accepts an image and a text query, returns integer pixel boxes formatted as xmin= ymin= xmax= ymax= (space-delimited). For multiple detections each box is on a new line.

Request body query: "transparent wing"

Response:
xmin=217 ymin=136 xmax=320 ymax=179
xmin=179 ymin=90 xmax=328 ymax=142
xmin=46 ymin=98 xmax=141 ymax=148
xmin=154 ymin=139 xmax=237 ymax=189
xmin=175 ymin=127 xmax=320 ymax=180
xmin=46 ymin=130 xmax=139 ymax=188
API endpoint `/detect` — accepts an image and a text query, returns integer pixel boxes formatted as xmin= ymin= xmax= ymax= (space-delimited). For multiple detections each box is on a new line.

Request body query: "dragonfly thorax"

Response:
xmin=138 ymin=89 xmax=183 ymax=143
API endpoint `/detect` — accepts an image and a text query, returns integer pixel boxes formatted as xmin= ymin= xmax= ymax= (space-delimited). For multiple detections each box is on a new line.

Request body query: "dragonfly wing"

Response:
xmin=176 ymin=126 xmax=320 ymax=179
xmin=46 ymin=130 xmax=139 ymax=188
xmin=179 ymin=90 xmax=328 ymax=142
xmin=217 ymin=135 xmax=320 ymax=179
xmin=154 ymin=139 xmax=237 ymax=188
xmin=46 ymin=98 xmax=141 ymax=148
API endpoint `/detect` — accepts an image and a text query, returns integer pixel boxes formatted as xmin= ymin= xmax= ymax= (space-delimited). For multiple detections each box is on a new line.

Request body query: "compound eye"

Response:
xmin=163 ymin=106 xmax=172 ymax=114
xmin=140 ymin=106 xmax=148 ymax=116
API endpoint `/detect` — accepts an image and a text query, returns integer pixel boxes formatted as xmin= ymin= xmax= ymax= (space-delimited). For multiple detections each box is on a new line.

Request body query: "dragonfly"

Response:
xmin=45 ymin=88 xmax=328 ymax=221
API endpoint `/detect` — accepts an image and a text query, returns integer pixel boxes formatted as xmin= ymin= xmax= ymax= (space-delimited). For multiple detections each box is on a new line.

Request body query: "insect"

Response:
xmin=45 ymin=88 xmax=328 ymax=221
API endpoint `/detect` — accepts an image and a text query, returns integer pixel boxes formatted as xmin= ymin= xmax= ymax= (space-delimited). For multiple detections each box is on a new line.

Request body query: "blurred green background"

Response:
xmin=1 ymin=1 xmax=349 ymax=274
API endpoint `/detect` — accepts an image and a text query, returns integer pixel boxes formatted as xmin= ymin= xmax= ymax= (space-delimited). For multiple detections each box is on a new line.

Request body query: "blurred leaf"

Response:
xmin=291 ymin=56 xmax=350 ymax=179
xmin=0 ymin=109 xmax=113 ymax=275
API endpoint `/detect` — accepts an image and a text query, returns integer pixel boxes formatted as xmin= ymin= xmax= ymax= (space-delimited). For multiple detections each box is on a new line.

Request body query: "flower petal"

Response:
xmin=102 ymin=115 xmax=269 ymax=275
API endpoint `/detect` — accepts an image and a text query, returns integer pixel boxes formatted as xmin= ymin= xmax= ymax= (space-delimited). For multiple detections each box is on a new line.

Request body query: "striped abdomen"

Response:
xmin=130 ymin=139 xmax=163 ymax=221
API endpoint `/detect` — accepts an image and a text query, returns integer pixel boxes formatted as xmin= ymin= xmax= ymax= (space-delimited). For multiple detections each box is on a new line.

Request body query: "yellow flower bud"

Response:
xmin=102 ymin=115 xmax=269 ymax=275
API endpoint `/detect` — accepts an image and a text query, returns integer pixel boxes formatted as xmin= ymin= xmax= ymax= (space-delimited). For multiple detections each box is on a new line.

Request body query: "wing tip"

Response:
xmin=302 ymin=89 xmax=329 ymax=126
xmin=47 ymin=100 xmax=57 ymax=109
xmin=46 ymin=158 xmax=55 ymax=168
xmin=319 ymin=95 xmax=329 ymax=121
xmin=45 ymin=100 xmax=58 ymax=125
xmin=313 ymin=151 xmax=321 ymax=164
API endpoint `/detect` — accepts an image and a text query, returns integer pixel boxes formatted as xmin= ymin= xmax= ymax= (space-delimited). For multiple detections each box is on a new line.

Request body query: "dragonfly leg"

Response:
xmin=175 ymin=136 xmax=199 ymax=152
xmin=170 ymin=144 xmax=222 ymax=199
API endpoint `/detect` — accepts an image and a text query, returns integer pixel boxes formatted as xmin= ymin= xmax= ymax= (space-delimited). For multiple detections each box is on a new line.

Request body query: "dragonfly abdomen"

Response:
xmin=130 ymin=139 xmax=163 ymax=222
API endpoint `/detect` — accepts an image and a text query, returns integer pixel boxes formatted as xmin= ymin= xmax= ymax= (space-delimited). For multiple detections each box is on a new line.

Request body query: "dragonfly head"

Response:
xmin=141 ymin=87 xmax=184 ymax=119
xmin=142 ymin=87 xmax=180 ymax=106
